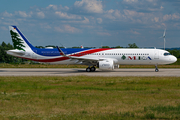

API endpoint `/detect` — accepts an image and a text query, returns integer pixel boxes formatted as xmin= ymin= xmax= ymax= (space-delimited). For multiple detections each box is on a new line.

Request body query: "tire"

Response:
xmin=91 ymin=67 xmax=96 ymax=72
xmin=86 ymin=67 xmax=91 ymax=72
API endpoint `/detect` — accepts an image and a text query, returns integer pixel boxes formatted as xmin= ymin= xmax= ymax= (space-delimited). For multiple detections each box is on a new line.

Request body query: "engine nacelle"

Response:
xmin=97 ymin=60 xmax=114 ymax=70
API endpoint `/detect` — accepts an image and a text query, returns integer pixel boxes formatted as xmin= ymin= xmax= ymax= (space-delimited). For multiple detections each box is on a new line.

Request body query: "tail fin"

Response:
xmin=9 ymin=26 xmax=34 ymax=51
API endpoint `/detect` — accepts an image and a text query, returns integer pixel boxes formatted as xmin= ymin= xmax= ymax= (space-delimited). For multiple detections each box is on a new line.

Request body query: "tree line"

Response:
xmin=0 ymin=41 xmax=179 ymax=63
xmin=0 ymin=42 xmax=27 ymax=63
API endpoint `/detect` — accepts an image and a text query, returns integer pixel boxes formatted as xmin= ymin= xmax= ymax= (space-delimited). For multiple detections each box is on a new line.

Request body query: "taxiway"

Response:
xmin=0 ymin=68 xmax=179 ymax=76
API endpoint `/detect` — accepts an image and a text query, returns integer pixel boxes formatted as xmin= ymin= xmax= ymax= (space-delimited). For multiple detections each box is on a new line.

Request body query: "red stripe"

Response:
xmin=70 ymin=48 xmax=111 ymax=57
xmin=19 ymin=48 xmax=112 ymax=62
xmin=19 ymin=56 xmax=70 ymax=62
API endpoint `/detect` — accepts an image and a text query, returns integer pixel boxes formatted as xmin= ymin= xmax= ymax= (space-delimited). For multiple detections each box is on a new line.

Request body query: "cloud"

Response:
xmin=55 ymin=11 xmax=81 ymax=19
xmin=163 ymin=13 xmax=180 ymax=21
xmin=97 ymin=32 xmax=111 ymax=36
xmin=47 ymin=4 xmax=58 ymax=10
xmin=123 ymin=9 xmax=146 ymax=23
xmin=55 ymin=25 xmax=81 ymax=33
xmin=82 ymin=17 xmax=89 ymax=23
xmin=152 ymin=17 xmax=159 ymax=22
xmin=54 ymin=26 xmax=64 ymax=32
xmin=61 ymin=17 xmax=90 ymax=24
xmin=122 ymin=0 xmax=163 ymax=13
xmin=104 ymin=9 xmax=116 ymax=19
xmin=64 ymin=25 xmax=80 ymax=33
xmin=97 ymin=18 xmax=102 ymax=24
xmin=37 ymin=12 xmax=45 ymax=19
xmin=3 ymin=11 xmax=13 ymax=17
xmin=124 ymin=10 xmax=145 ymax=17
xmin=130 ymin=29 xmax=140 ymax=35
xmin=74 ymin=0 xmax=103 ymax=13
xmin=123 ymin=0 xmax=138 ymax=3
xmin=46 ymin=4 xmax=69 ymax=11
xmin=17 ymin=11 xmax=32 ymax=18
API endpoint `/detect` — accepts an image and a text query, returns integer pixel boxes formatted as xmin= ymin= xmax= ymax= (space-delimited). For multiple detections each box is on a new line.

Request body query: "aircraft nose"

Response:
xmin=174 ymin=56 xmax=177 ymax=62
xmin=171 ymin=56 xmax=177 ymax=63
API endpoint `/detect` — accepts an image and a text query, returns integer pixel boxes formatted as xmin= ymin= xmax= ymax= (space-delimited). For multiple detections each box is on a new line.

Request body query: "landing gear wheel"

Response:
xmin=86 ymin=67 xmax=91 ymax=72
xmin=155 ymin=64 xmax=159 ymax=72
xmin=155 ymin=69 xmax=159 ymax=72
xmin=91 ymin=67 xmax=96 ymax=72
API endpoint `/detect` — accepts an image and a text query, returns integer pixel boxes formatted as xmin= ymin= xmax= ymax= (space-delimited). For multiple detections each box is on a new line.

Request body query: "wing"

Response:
xmin=56 ymin=46 xmax=105 ymax=65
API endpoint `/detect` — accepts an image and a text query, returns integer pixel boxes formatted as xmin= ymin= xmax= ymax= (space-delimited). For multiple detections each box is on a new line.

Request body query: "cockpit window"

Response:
xmin=164 ymin=53 xmax=171 ymax=56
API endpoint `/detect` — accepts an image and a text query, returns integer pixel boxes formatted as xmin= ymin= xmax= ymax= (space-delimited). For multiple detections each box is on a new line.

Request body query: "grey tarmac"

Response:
xmin=0 ymin=68 xmax=179 ymax=76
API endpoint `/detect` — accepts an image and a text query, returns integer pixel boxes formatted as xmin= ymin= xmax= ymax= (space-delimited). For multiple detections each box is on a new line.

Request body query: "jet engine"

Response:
xmin=97 ymin=59 xmax=118 ymax=70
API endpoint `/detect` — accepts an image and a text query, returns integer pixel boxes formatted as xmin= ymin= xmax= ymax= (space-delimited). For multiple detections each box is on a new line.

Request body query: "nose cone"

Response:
xmin=170 ymin=56 xmax=177 ymax=63
xmin=173 ymin=56 xmax=177 ymax=63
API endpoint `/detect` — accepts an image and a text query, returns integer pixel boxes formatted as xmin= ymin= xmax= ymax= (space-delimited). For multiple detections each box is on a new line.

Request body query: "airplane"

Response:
xmin=7 ymin=26 xmax=177 ymax=72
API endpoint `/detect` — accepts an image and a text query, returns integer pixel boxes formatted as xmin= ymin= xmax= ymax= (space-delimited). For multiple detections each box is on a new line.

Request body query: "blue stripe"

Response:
xmin=33 ymin=48 xmax=92 ymax=57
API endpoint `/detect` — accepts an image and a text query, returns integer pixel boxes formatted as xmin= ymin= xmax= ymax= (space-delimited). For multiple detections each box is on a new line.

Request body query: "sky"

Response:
xmin=0 ymin=0 xmax=180 ymax=48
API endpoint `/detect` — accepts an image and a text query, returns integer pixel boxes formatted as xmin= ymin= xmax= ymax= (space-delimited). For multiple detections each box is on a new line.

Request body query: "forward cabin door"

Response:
xmin=154 ymin=50 xmax=159 ymax=59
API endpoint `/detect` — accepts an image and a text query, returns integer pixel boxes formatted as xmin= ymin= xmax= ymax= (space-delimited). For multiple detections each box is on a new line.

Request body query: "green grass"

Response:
xmin=0 ymin=76 xmax=180 ymax=119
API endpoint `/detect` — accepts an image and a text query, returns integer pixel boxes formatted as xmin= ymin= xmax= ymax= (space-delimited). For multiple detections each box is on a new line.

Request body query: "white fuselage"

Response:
xmin=7 ymin=48 xmax=177 ymax=65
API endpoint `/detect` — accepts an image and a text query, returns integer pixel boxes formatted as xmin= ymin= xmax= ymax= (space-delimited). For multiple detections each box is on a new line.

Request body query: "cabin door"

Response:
xmin=154 ymin=50 xmax=159 ymax=59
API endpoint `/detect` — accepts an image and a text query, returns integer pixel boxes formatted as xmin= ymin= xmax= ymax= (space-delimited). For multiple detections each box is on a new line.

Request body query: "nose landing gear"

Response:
xmin=155 ymin=64 xmax=159 ymax=72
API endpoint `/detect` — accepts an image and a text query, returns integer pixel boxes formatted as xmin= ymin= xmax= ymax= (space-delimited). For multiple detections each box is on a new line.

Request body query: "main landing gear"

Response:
xmin=86 ymin=66 xmax=96 ymax=72
xmin=155 ymin=64 xmax=159 ymax=72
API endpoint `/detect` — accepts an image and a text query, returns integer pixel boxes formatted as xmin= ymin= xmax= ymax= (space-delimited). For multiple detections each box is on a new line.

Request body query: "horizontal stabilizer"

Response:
xmin=6 ymin=49 xmax=25 ymax=56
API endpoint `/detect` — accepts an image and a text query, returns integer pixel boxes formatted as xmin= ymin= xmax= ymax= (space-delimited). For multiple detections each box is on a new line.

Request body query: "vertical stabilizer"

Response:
xmin=9 ymin=26 xmax=34 ymax=51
